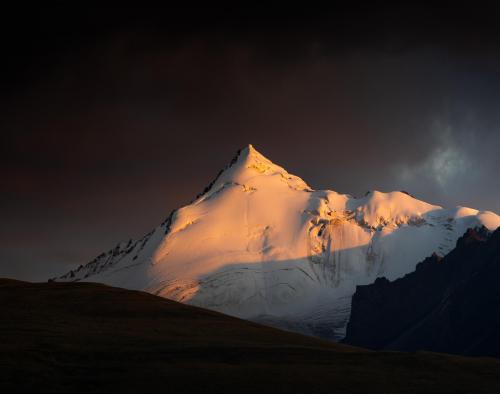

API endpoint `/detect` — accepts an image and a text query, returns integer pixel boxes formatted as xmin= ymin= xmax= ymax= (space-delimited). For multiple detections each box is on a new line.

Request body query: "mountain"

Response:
xmin=343 ymin=226 xmax=500 ymax=356
xmin=4 ymin=279 xmax=500 ymax=393
xmin=54 ymin=144 xmax=500 ymax=340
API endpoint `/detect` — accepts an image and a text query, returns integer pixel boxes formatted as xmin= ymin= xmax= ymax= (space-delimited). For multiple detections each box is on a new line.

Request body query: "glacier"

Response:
xmin=54 ymin=144 xmax=500 ymax=340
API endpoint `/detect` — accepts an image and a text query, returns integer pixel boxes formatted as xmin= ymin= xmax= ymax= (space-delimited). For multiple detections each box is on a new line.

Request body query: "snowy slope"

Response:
xmin=54 ymin=145 xmax=500 ymax=340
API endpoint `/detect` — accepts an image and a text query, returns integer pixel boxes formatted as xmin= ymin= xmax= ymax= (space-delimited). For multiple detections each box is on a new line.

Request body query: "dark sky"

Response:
xmin=2 ymin=5 xmax=500 ymax=280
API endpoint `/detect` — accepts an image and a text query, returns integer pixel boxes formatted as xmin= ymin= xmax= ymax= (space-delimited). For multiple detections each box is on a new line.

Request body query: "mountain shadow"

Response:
xmin=344 ymin=226 xmax=500 ymax=357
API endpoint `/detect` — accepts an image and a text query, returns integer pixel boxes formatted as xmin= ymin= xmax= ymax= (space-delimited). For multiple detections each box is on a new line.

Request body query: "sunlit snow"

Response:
xmin=55 ymin=145 xmax=500 ymax=340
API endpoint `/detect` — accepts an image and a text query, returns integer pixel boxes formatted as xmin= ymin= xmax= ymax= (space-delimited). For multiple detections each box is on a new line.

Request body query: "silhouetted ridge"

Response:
xmin=344 ymin=225 xmax=500 ymax=357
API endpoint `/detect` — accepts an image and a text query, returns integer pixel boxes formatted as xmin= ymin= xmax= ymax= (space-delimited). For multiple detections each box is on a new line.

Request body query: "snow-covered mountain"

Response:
xmin=54 ymin=145 xmax=500 ymax=339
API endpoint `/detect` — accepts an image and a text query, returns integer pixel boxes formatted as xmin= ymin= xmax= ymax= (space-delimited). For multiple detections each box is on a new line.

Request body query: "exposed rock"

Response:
xmin=344 ymin=226 xmax=500 ymax=357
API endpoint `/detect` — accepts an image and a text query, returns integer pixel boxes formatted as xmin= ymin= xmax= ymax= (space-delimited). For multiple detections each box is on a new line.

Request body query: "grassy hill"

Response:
xmin=2 ymin=278 xmax=500 ymax=393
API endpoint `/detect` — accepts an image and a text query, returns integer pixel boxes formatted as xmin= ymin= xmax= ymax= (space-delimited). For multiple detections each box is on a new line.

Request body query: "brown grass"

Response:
xmin=1 ymin=278 xmax=500 ymax=393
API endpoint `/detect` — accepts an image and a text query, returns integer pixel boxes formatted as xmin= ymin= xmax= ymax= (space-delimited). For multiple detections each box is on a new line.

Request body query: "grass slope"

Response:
xmin=1 ymin=279 xmax=500 ymax=393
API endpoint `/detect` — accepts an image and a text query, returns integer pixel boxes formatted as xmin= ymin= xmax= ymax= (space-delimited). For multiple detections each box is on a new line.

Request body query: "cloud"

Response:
xmin=394 ymin=113 xmax=498 ymax=210
xmin=399 ymin=121 xmax=470 ymax=186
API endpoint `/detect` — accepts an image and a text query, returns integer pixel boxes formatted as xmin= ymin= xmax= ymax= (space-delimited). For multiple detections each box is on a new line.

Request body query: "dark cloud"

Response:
xmin=2 ymin=5 xmax=500 ymax=280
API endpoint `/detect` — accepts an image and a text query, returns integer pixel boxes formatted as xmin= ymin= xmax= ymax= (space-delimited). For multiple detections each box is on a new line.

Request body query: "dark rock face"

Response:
xmin=344 ymin=226 xmax=500 ymax=357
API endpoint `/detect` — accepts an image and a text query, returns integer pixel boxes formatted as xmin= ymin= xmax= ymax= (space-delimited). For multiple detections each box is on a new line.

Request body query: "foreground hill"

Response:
xmin=344 ymin=227 xmax=500 ymax=356
xmin=2 ymin=279 xmax=500 ymax=393
xmin=54 ymin=145 xmax=500 ymax=340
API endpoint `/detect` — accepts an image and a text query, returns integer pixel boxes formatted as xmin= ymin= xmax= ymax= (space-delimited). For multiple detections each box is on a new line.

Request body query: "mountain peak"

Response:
xmin=235 ymin=143 xmax=271 ymax=166
xmin=54 ymin=144 xmax=500 ymax=341
xmin=245 ymin=143 xmax=256 ymax=153
xmin=195 ymin=144 xmax=311 ymax=202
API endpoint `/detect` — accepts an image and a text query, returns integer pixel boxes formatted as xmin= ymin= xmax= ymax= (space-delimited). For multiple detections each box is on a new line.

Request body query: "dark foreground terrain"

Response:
xmin=2 ymin=280 xmax=500 ymax=393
